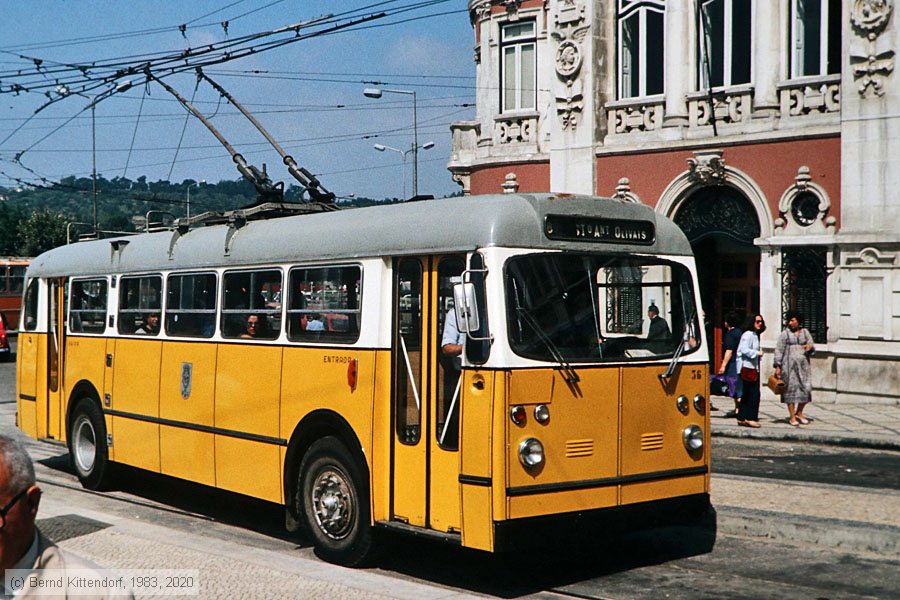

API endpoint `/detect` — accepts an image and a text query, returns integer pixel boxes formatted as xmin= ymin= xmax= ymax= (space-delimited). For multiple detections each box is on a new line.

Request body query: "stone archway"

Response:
xmin=671 ymin=184 xmax=762 ymax=369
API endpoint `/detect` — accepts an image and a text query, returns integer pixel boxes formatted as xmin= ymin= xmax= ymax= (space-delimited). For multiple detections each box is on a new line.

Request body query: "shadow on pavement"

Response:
xmin=39 ymin=451 xmax=715 ymax=595
xmin=372 ymin=512 xmax=717 ymax=597
xmin=39 ymin=454 xmax=307 ymax=547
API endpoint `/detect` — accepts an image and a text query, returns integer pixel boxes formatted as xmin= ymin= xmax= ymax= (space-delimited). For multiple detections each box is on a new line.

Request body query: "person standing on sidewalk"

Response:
xmin=717 ymin=311 xmax=743 ymax=418
xmin=736 ymin=313 xmax=766 ymax=428
xmin=0 ymin=435 xmax=132 ymax=598
xmin=773 ymin=310 xmax=815 ymax=426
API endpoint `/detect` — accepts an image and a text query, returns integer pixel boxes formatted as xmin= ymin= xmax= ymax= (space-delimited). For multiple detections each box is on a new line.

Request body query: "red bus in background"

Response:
xmin=0 ymin=258 xmax=30 ymax=331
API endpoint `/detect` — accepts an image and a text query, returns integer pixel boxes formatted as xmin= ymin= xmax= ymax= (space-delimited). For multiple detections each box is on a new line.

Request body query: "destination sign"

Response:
xmin=544 ymin=215 xmax=656 ymax=245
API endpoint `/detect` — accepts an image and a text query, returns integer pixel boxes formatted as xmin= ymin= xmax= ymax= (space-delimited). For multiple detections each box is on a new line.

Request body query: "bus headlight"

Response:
xmin=676 ymin=395 xmax=689 ymax=415
xmin=682 ymin=425 xmax=703 ymax=452
xmin=534 ymin=404 xmax=550 ymax=424
xmin=518 ymin=438 xmax=544 ymax=468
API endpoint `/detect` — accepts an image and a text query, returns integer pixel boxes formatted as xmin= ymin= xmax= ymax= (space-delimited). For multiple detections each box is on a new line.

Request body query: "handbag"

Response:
xmin=710 ymin=374 xmax=738 ymax=397
xmin=767 ymin=374 xmax=786 ymax=395
xmin=740 ymin=366 xmax=758 ymax=382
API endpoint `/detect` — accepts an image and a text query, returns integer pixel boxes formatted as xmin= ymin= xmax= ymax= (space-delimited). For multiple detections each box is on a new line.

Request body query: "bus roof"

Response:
xmin=26 ymin=194 xmax=693 ymax=278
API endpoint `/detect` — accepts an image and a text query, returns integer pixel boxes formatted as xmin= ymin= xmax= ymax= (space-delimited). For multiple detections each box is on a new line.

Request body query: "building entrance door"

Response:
xmin=673 ymin=185 xmax=761 ymax=370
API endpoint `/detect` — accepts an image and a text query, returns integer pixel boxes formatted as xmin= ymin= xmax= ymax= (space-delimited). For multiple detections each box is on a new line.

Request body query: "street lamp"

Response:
xmin=363 ymin=87 xmax=426 ymax=197
xmin=373 ymin=142 xmax=434 ymax=199
xmin=186 ymin=180 xmax=205 ymax=221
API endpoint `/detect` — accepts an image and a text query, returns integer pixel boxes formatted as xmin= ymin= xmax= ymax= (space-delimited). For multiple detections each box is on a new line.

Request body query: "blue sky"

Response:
xmin=0 ymin=1 xmax=475 ymax=201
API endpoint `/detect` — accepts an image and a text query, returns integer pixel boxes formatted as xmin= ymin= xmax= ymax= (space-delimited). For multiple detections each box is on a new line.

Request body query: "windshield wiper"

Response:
xmin=516 ymin=307 xmax=580 ymax=385
xmin=660 ymin=303 xmax=697 ymax=382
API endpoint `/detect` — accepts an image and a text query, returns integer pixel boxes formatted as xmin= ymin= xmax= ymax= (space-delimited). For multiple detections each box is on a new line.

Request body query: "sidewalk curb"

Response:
xmin=712 ymin=429 xmax=900 ymax=452
xmin=716 ymin=505 xmax=900 ymax=556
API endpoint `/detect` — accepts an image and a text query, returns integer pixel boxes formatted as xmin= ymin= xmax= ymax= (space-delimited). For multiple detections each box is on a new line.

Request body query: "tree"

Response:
xmin=0 ymin=205 xmax=24 ymax=255
xmin=19 ymin=209 xmax=69 ymax=256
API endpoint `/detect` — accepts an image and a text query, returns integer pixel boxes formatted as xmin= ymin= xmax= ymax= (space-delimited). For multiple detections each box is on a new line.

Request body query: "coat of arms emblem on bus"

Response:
xmin=181 ymin=363 xmax=193 ymax=399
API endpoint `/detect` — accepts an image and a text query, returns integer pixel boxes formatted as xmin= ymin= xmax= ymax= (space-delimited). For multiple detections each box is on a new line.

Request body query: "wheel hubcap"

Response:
xmin=73 ymin=417 xmax=96 ymax=474
xmin=311 ymin=467 xmax=354 ymax=540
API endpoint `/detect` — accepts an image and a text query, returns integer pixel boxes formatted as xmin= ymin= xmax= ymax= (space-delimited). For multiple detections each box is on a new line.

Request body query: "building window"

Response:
xmin=781 ymin=247 xmax=828 ymax=344
xmin=604 ymin=266 xmax=644 ymax=334
xmin=618 ymin=0 xmax=665 ymax=98
xmin=501 ymin=21 xmax=537 ymax=112
xmin=698 ymin=0 xmax=751 ymax=89
xmin=791 ymin=0 xmax=841 ymax=77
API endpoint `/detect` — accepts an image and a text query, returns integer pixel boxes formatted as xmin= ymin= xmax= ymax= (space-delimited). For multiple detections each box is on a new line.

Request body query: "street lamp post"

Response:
xmin=59 ymin=81 xmax=133 ymax=234
xmin=363 ymin=87 xmax=426 ymax=197
xmin=373 ymin=142 xmax=434 ymax=200
xmin=186 ymin=180 xmax=205 ymax=221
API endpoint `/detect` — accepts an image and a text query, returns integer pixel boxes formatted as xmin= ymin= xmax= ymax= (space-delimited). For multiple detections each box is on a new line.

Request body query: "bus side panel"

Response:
xmin=215 ymin=344 xmax=282 ymax=503
xmin=280 ymin=347 xmax=376 ymax=496
xmin=620 ymin=474 xmax=707 ymax=505
xmin=63 ymin=336 xmax=107 ymax=437
xmin=460 ymin=369 xmax=495 ymax=551
xmin=159 ymin=342 xmax=216 ymax=487
xmin=111 ymin=339 xmax=161 ymax=472
xmin=619 ymin=364 xmax=708 ymax=481
xmin=370 ymin=350 xmax=393 ymax=523
xmin=16 ymin=332 xmax=41 ymax=438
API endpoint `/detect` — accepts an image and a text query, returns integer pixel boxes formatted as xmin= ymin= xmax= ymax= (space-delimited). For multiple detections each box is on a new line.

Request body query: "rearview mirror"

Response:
xmin=453 ymin=282 xmax=479 ymax=333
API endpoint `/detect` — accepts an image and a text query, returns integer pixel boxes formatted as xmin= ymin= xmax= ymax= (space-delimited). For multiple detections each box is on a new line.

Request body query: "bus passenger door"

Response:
xmin=392 ymin=258 xmax=427 ymax=526
xmin=428 ymin=256 xmax=464 ymax=533
xmin=17 ymin=279 xmax=41 ymax=438
xmin=391 ymin=255 xmax=464 ymax=533
xmin=45 ymin=279 xmax=66 ymax=440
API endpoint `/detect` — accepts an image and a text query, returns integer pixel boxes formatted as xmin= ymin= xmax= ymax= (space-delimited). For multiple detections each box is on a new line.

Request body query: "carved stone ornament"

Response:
xmin=845 ymin=246 xmax=898 ymax=266
xmin=470 ymin=0 xmax=491 ymax=21
xmin=556 ymin=40 xmax=582 ymax=78
xmin=612 ymin=177 xmax=641 ymax=204
xmin=502 ymin=172 xmax=520 ymax=194
xmin=551 ymin=1 xmax=589 ymax=130
xmin=852 ymin=0 xmax=894 ymax=34
xmin=850 ymin=0 xmax=896 ymax=96
xmin=686 ymin=150 xmax=727 ymax=186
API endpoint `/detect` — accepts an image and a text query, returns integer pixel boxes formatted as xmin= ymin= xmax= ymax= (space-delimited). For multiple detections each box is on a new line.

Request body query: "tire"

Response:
xmin=297 ymin=436 xmax=374 ymax=566
xmin=68 ymin=398 xmax=112 ymax=490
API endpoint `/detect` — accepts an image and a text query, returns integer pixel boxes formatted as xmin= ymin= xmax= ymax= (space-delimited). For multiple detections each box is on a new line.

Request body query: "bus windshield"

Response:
xmin=506 ymin=253 xmax=700 ymax=362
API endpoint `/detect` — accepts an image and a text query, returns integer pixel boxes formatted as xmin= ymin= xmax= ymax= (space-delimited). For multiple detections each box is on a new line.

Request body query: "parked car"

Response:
xmin=0 ymin=312 xmax=10 ymax=362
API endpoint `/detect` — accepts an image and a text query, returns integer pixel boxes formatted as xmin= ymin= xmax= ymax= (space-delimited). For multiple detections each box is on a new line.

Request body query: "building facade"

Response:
xmin=449 ymin=0 xmax=900 ymax=404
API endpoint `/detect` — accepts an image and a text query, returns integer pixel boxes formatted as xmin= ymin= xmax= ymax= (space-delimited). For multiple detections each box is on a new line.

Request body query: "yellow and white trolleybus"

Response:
xmin=16 ymin=194 xmax=710 ymax=565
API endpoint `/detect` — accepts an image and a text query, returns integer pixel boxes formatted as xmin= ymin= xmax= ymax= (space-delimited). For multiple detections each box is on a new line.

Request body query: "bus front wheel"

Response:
xmin=68 ymin=398 xmax=112 ymax=490
xmin=297 ymin=437 xmax=373 ymax=566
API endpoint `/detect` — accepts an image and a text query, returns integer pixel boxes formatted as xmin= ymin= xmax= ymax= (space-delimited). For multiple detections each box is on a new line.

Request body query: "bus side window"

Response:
xmin=22 ymin=279 xmax=39 ymax=331
xmin=221 ymin=269 xmax=282 ymax=340
xmin=118 ymin=275 xmax=162 ymax=335
xmin=287 ymin=265 xmax=361 ymax=344
xmin=166 ymin=273 xmax=217 ymax=338
xmin=69 ymin=279 xmax=108 ymax=334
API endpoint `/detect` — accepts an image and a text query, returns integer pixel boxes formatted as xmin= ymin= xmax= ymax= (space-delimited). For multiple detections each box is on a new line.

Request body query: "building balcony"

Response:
xmin=686 ymin=84 xmax=754 ymax=129
xmin=605 ymin=95 xmax=666 ymax=136
xmin=777 ymin=74 xmax=841 ymax=119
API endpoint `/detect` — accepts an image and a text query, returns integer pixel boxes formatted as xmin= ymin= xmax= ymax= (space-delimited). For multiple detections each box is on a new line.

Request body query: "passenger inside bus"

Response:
xmin=135 ymin=313 xmax=160 ymax=335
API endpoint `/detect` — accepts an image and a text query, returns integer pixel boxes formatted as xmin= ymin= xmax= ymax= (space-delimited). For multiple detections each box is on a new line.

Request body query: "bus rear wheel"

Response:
xmin=297 ymin=436 xmax=374 ymax=566
xmin=68 ymin=398 xmax=112 ymax=490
